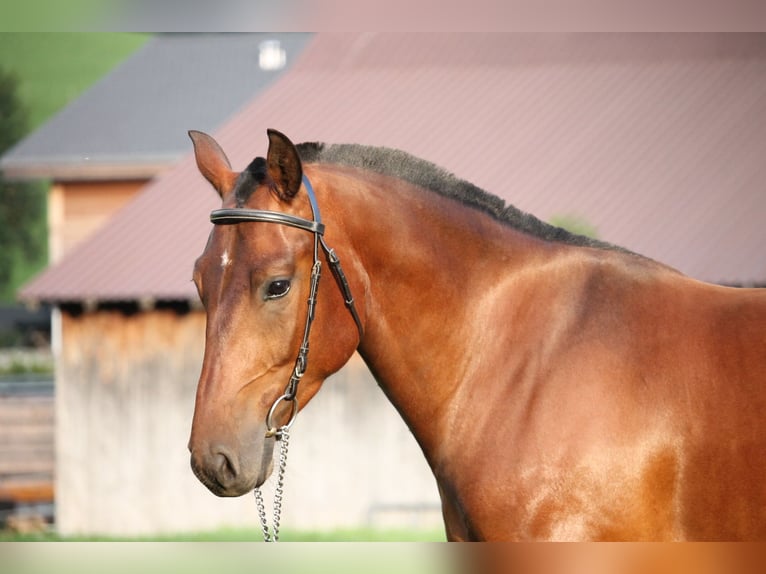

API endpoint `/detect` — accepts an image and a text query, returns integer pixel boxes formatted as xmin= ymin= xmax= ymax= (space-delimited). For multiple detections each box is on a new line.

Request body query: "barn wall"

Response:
xmin=56 ymin=308 xmax=441 ymax=536
xmin=49 ymin=181 xmax=145 ymax=263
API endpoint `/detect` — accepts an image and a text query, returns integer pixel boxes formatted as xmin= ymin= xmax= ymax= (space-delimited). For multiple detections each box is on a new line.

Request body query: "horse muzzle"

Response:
xmin=189 ymin=437 xmax=275 ymax=497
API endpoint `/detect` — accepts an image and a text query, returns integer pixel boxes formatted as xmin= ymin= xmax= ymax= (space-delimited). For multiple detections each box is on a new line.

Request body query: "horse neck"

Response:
xmin=313 ymin=165 xmax=555 ymax=461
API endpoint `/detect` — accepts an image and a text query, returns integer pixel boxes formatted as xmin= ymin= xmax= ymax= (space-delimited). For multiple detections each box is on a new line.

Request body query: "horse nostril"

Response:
xmin=213 ymin=449 xmax=238 ymax=487
xmin=190 ymin=445 xmax=249 ymax=496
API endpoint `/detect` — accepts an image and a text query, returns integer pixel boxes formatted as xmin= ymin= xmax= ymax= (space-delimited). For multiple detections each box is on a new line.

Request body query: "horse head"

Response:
xmin=187 ymin=129 xmax=362 ymax=496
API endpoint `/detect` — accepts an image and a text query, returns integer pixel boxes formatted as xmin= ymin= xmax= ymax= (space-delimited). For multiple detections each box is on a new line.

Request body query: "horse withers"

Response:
xmin=187 ymin=129 xmax=766 ymax=541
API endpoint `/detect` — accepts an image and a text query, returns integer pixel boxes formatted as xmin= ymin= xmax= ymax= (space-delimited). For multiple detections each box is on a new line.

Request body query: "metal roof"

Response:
xmin=20 ymin=33 xmax=766 ymax=304
xmin=0 ymin=33 xmax=312 ymax=181
xmin=20 ymin=153 xmax=217 ymax=303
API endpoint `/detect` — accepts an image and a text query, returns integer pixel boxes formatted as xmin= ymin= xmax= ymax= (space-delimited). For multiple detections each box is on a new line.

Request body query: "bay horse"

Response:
xmin=187 ymin=129 xmax=766 ymax=541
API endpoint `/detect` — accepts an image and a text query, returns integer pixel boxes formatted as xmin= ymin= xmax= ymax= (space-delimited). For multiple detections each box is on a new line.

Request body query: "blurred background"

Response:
xmin=0 ymin=32 xmax=764 ymax=541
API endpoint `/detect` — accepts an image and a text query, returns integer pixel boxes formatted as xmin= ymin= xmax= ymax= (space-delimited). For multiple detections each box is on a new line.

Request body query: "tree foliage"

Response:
xmin=0 ymin=67 xmax=47 ymax=302
xmin=549 ymin=214 xmax=599 ymax=240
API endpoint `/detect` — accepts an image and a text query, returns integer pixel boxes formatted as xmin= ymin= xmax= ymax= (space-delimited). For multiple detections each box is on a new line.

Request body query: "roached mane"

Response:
xmin=297 ymin=141 xmax=629 ymax=252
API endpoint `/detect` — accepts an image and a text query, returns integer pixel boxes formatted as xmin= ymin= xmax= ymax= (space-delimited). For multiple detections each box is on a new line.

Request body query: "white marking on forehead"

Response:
xmin=220 ymin=250 xmax=232 ymax=268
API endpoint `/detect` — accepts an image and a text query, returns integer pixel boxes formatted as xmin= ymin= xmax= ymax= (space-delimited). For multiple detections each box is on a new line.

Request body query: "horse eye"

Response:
xmin=265 ymin=279 xmax=291 ymax=299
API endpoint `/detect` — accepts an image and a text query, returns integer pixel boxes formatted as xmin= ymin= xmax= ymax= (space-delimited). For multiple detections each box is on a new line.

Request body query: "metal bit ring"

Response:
xmin=265 ymin=394 xmax=299 ymax=438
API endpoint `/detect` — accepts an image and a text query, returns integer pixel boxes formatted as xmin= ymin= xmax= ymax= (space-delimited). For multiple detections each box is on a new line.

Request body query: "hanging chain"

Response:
xmin=215 ymin=174 xmax=362 ymax=543
xmin=253 ymin=427 xmax=290 ymax=542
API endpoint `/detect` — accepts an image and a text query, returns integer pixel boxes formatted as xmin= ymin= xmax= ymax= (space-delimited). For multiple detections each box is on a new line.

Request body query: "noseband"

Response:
xmin=210 ymin=175 xmax=364 ymax=438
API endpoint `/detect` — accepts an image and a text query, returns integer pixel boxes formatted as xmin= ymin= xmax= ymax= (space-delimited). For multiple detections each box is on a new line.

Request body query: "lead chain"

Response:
xmin=253 ymin=427 xmax=290 ymax=542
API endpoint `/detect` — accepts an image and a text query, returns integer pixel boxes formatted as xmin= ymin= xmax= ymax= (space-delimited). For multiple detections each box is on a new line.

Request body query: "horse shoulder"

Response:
xmin=456 ymin=250 xmax=766 ymax=540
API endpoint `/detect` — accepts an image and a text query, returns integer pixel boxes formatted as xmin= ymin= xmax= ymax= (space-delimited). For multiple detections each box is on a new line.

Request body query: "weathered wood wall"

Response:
xmin=56 ymin=308 xmax=441 ymax=536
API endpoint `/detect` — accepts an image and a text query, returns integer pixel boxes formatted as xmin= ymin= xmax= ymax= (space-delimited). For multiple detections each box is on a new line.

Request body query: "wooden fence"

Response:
xmin=0 ymin=378 xmax=54 ymax=525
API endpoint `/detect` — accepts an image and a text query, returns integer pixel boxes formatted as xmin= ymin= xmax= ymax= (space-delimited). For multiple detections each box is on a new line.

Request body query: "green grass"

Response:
xmin=0 ymin=32 xmax=149 ymax=131
xmin=4 ymin=538 xmax=448 ymax=574
xmin=0 ymin=526 xmax=446 ymax=542
xmin=0 ymin=360 xmax=54 ymax=376
xmin=549 ymin=214 xmax=600 ymax=239
xmin=0 ymin=1 xmax=106 ymax=33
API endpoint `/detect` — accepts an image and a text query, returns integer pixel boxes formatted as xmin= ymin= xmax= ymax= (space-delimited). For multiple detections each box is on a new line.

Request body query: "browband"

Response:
xmin=210 ymin=209 xmax=325 ymax=235
xmin=210 ymin=175 xmax=324 ymax=234
xmin=208 ymin=174 xmax=364 ymax=341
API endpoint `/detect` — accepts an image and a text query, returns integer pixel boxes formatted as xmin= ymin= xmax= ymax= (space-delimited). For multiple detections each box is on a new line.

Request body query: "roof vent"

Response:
xmin=259 ymin=40 xmax=286 ymax=71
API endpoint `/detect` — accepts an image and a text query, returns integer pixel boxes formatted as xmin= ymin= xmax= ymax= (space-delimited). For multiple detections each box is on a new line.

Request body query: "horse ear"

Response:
xmin=188 ymin=130 xmax=237 ymax=199
xmin=266 ymin=129 xmax=303 ymax=201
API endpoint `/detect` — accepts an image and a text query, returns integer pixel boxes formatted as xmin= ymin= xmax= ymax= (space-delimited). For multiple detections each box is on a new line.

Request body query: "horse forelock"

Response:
xmin=296 ymin=141 xmax=627 ymax=253
xmin=233 ymin=156 xmax=269 ymax=206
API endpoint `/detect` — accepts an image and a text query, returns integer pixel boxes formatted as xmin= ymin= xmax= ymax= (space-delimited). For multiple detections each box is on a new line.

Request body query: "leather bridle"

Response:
xmin=210 ymin=175 xmax=364 ymax=438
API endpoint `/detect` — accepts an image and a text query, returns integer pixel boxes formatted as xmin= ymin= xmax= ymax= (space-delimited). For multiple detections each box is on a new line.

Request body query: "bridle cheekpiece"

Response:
xmin=209 ymin=174 xmax=363 ymax=438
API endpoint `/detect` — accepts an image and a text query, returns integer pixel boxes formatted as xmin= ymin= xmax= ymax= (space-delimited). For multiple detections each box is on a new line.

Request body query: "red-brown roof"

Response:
xmin=21 ymin=33 xmax=766 ymax=304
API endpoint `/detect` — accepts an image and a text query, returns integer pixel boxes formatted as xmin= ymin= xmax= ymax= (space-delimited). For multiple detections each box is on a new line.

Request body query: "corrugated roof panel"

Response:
xmin=20 ymin=33 xmax=766 ymax=303
xmin=0 ymin=33 xmax=313 ymax=180
xmin=20 ymin=155 xmax=218 ymax=303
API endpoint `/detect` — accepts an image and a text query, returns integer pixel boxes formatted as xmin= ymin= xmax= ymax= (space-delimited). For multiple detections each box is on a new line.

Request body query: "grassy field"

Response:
xmin=4 ymin=540 xmax=449 ymax=574
xmin=0 ymin=526 xmax=446 ymax=542
xmin=0 ymin=33 xmax=149 ymax=131
xmin=3 ymin=527 xmax=449 ymax=574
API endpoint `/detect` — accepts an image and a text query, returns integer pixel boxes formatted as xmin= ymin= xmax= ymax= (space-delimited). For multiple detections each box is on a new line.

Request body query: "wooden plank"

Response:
xmin=0 ymin=465 xmax=53 ymax=477
xmin=0 ymin=395 xmax=53 ymax=404
xmin=0 ymin=395 xmax=53 ymax=405
xmin=0 ymin=401 xmax=54 ymax=423
xmin=0 ymin=395 xmax=54 ymax=406
xmin=0 ymin=456 xmax=54 ymax=476
xmin=0 ymin=445 xmax=54 ymax=458
xmin=0 ymin=480 xmax=54 ymax=503
xmin=0 ymin=424 xmax=53 ymax=444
